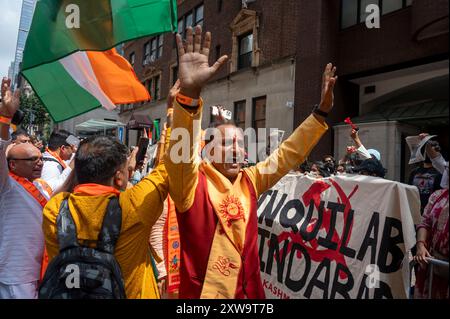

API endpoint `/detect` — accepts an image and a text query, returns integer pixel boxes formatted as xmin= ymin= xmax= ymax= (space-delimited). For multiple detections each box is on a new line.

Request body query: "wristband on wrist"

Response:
xmin=176 ymin=92 xmax=200 ymax=108
xmin=0 ymin=115 xmax=12 ymax=125
xmin=417 ymin=240 xmax=427 ymax=248
xmin=312 ymin=104 xmax=328 ymax=118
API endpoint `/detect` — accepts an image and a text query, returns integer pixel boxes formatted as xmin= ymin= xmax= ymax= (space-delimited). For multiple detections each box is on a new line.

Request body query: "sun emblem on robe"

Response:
xmin=219 ymin=195 xmax=245 ymax=227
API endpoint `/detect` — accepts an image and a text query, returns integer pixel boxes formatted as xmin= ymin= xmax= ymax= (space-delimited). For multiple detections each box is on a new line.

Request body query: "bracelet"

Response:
xmin=417 ymin=240 xmax=427 ymax=248
xmin=176 ymin=92 xmax=200 ymax=107
xmin=0 ymin=115 xmax=12 ymax=125
xmin=312 ymin=104 xmax=328 ymax=118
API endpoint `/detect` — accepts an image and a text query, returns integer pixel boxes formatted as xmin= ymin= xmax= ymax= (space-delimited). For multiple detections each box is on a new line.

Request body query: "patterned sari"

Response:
xmin=414 ymin=189 xmax=449 ymax=299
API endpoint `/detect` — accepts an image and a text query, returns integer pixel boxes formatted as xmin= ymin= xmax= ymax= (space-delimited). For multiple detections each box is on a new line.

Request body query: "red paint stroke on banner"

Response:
xmin=273 ymin=179 xmax=359 ymax=279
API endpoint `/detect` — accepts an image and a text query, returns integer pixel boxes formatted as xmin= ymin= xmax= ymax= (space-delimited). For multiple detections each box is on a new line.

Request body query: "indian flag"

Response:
xmin=22 ymin=0 xmax=177 ymax=122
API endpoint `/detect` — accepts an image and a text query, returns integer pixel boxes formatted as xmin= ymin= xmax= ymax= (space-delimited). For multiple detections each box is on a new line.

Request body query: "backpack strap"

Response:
xmin=96 ymin=196 xmax=122 ymax=254
xmin=56 ymin=198 xmax=80 ymax=252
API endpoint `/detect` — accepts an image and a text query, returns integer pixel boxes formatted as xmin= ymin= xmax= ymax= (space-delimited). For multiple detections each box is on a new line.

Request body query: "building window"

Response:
xmin=178 ymin=18 xmax=184 ymax=37
xmin=177 ymin=3 xmax=204 ymax=39
xmin=143 ymin=35 xmax=164 ymax=64
xmin=238 ymin=33 xmax=253 ymax=70
xmin=341 ymin=0 xmax=358 ymax=29
xmin=252 ymin=96 xmax=266 ymax=132
xmin=152 ymin=36 xmax=162 ymax=61
xmin=382 ymin=0 xmax=403 ymax=14
xmin=359 ymin=0 xmax=379 ymax=23
xmin=129 ymin=52 xmax=135 ymax=67
xmin=147 ymin=78 xmax=153 ymax=96
xmin=147 ymin=75 xmax=161 ymax=101
xmin=195 ymin=4 xmax=204 ymax=27
xmin=186 ymin=12 xmax=193 ymax=31
xmin=230 ymin=10 xmax=259 ymax=73
xmin=158 ymin=36 xmax=164 ymax=58
xmin=151 ymin=38 xmax=158 ymax=61
xmin=143 ymin=42 xmax=150 ymax=65
xmin=234 ymin=100 xmax=246 ymax=130
xmin=340 ymin=0 xmax=412 ymax=29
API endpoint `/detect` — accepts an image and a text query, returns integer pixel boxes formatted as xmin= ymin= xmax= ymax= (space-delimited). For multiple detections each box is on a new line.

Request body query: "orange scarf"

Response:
xmin=74 ymin=183 xmax=121 ymax=196
xmin=45 ymin=148 xmax=68 ymax=169
xmin=9 ymin=172 xmax=49 ymax=208
xmin=165 ymin=195 xmax=181 ymax=297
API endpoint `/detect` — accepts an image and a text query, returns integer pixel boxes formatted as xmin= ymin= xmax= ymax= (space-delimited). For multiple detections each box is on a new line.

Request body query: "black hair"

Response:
xmin=354 ymin=158 xmax=387 ymax=178
xmin=312 ymin=161 xmax=331 ymax=178
xmin=299 ymin=160 xmax=311 ymax=173
xmin=48 ymin=129 xmax=72 ymax=151
xmin=11 ymin=128 xmax=29 ymax=141
xmin=348 ymin=152 xmax=363 ymax=167
xmin=75 ymin=136 xmax=129 ymax=185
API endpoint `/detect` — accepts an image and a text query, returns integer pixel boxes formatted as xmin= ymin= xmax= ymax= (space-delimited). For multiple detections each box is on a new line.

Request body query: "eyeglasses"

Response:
xmin=9 ymin=156 xmax=43 ymax=163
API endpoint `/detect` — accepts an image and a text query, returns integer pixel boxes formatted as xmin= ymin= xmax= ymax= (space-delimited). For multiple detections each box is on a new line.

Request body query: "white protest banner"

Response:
xmin=257 ymin=173 xmax=421 ymax=299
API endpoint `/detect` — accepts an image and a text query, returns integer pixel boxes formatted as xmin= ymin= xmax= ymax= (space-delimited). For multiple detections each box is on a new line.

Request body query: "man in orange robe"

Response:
xmin=164 ymin=26 xmax=338 ymax=298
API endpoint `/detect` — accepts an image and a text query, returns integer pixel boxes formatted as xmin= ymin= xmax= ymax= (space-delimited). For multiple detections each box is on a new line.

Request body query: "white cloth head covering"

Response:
xmin=367 ymin=149 xmax=381 ymax=161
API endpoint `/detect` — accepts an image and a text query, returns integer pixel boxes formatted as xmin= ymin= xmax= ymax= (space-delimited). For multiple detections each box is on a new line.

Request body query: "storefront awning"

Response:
xmin=337 ymin=100 xmax=449 ymax=127
xmin=127 ymin=113 xmax=153 ymax=129
xmin=76 ymin=119 xmax=126 ymax=132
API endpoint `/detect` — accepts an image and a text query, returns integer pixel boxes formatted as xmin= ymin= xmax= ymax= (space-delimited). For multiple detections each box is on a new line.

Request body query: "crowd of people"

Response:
xmin=293 ymin=128 xmax=386 ymax=179
xmin=0 ymin=26 xmax=448 ymax=299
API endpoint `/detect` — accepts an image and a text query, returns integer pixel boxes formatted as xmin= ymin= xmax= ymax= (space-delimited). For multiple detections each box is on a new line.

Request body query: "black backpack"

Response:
xmin=39 ymin=197 xmax=127 ymax=299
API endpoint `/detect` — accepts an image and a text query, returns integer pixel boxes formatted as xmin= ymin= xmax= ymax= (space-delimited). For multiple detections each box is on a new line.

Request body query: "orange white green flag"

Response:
xmin=21 ymin=0 xmax=177 ymax=122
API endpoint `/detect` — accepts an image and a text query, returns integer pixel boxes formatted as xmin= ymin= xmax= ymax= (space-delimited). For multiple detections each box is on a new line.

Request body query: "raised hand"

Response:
xmin=1 ymin=77 xmax=21 ymax=118
xmin=127 ymin=146 xmax=139 ymax=174
xmin=176 ymin=25 xmax=228 ymax=98
xmin=350 ymin=128 xmax=358 ymax=140
xmin=318 ymin=63 xmax=338 ymax=114
xmin=350 ymin=128 xmax=362 ymax=148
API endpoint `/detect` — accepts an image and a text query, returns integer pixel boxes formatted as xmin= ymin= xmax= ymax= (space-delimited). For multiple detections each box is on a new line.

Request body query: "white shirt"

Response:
xmin=357 ymin=145 xmax=372 ymax=160
xmin=0 ymin=139 xmax=44 ymax=285
xmin=150 ymin=201 xmax=168 ymax=280
xmin=41 ymin=150 xmax=72 ymax=192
